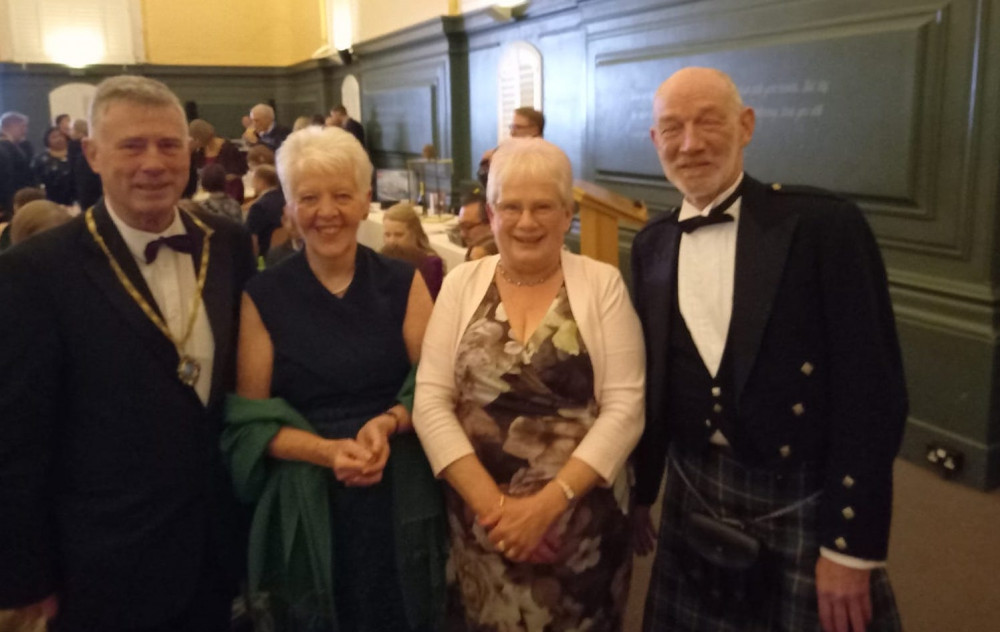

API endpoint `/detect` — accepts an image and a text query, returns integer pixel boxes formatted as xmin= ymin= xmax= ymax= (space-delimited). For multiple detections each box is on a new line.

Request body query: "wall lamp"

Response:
xmin=488 ymin=0 xmax=531 ymax=22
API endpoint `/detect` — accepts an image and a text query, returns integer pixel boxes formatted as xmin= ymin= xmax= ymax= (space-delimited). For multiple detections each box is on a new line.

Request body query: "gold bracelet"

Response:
xmin=553 ymin=477 xmax=576 ymax=503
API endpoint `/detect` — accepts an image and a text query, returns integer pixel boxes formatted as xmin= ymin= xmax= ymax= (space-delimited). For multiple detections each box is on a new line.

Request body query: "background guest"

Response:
xmin=10 ymin=199 xmax=72 ymax=245
xmin=246 ymin=103 xmax=290 ymax=151
xmin=413 ymin=137 xmax=645 ymax=631
xmin=245 ymin=164 xmax=285 ymax=256
xmin=0 ymin=187 xmax=46 ymax=251
xmin=67 ymin=118 xmax=103 ymax=210
xmin=0 ymin=111 xmax=35 ymax=219
xmin=243 ymin=144 xmax=276 ymax=205
xmin=457 ymin=192 xmax=496 ymax=261
xmin=199 ymin=163 xmax=244 ymax=223
xmin=381 ymin=202 xmax=445 ymax=299
xmin=54 ymin=113 xmax=71 ymax=138
xmin=477 ymin=107 xmax=545 ymax=188
xmin=246 ymin=144 xmax=276 ymax=170
xmin=262 ymin=212 xmax=302 ymax=268
xmin=189 ymin=118 xmax=247 ymax=202
xmin=31 ymin=126 xmax=75 ymax=206
xmin=223 ymin=126 xmax=444 ymax=630
xmin=327 ymin=104 xmax=365 ymax=146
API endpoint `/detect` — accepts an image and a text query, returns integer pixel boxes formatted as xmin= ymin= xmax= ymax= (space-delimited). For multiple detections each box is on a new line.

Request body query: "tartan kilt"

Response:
xmin=642 ymin=446 xmax=901 ymax=632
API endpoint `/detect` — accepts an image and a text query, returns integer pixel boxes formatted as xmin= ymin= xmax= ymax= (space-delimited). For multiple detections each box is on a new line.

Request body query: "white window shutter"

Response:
xmin=496 ymin=41 xmax=542 ymax=143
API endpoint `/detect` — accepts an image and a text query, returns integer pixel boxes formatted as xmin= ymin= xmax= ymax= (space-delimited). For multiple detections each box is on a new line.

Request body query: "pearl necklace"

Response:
xmin=497 ymin=261 xmax=561 ymax=287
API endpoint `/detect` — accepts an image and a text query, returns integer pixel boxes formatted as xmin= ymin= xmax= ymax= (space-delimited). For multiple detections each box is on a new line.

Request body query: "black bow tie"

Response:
xmin=144 ymin=234 xmax=195 ymax=264
xmin=677 ymin=181 xmax=744 ymax=234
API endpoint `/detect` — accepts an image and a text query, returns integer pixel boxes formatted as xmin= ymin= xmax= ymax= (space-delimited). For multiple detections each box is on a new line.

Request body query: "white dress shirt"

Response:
xmin=677 ymin=174 xmax=742 ymax=446
xmin=106 ymin=203 xmax=215 ymax=405
xmin=676 ymin=173 xmax=881 ymax=569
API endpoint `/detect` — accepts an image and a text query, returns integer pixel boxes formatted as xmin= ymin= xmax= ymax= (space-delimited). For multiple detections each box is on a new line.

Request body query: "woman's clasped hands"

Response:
xmin=326 ymin=412 xmax=397 ymax=486
xmin=477 ymin=482 xmax=569 ymax=564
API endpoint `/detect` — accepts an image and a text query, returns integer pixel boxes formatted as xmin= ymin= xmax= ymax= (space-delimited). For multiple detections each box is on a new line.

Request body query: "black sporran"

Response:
xmin=674 ymin=511 xmax=775 ymax=615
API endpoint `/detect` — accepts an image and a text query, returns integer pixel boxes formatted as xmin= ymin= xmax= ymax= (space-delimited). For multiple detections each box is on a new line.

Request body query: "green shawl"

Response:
xmin=221 ymin=389 xmax=446 ymax=629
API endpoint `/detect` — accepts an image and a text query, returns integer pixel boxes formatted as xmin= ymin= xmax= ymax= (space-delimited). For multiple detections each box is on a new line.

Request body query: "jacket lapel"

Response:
xmin=729 ymin=176 xmax=799 ymax=405
xmin=636 ymin=209 xmax=682 ymax=422
xmin=181 ymin=211 xmax=234 ymax=406
xmin=79 ymin=202 xmax=175 ymax=363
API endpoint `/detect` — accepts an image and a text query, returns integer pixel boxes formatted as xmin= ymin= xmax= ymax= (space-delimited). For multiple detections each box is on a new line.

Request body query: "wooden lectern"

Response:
xmin=573 ymin=180 xmax=648 ymax=268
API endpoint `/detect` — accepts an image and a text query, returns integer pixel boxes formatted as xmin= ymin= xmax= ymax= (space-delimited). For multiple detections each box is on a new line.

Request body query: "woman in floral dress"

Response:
xmin=414 ymin=138 xmax=646 ymax=631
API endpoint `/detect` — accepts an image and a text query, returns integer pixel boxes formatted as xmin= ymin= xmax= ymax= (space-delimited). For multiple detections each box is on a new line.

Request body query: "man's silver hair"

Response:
xmin=0 ymin=111 xmax=28 ymax=130
xmin=251 ymin=103 xmax=275 ymax=122
xmin=276 ymin=126 xmax=372 ymax=200
xmin=486 ymin=137 xmax=574 ymax=210
xmin=88 ymin=75 xmax=185 ymax=136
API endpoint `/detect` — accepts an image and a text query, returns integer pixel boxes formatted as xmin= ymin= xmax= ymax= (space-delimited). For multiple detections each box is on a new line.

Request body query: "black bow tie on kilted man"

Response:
xmin=145 ymin=234 xmax=196 ymax=264
xmin=677 ymin=180 xmax=744 ymax=233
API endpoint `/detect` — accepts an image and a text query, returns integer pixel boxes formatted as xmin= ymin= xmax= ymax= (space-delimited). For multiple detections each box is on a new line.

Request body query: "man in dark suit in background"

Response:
xmin=66 ymin=118 xmax=103 ymax=210
xmin=630 ymin=67 xmax=907 ymax=632
xmin=0 ymin=111 xmax=35 ymax=218
xmin=245 ymin=103 xmax=291 ymax=151
xmin=328 ymin=104 xmax=365 ymax=147
xmin=0 ymin=75 xmax=255 ymax=631
xmin=245 ymin=163 xmax=285 ymax=257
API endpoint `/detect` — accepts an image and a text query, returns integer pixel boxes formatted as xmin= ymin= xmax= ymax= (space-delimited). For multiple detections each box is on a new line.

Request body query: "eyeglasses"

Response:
xmin=496 ymin=204 xmax=562 ymax=221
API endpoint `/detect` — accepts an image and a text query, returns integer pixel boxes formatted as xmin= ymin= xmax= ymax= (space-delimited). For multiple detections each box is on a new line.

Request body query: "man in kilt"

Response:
xmin=630 ymin=67 xmax=907 ymax=632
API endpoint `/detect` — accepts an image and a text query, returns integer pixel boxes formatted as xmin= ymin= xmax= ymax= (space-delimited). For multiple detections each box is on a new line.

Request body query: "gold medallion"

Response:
xmin=177 ymin=356 xmax=202 ymax=386
xmin=86 ymin=208 xmax=213 ymax=389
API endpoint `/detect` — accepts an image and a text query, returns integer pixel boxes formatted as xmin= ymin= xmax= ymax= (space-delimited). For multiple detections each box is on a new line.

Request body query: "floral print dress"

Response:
xmin=447 ymin=283 xmax=631 ymax=632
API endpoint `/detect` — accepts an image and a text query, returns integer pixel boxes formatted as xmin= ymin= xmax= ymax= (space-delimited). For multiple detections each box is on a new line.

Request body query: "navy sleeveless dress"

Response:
xmin=245 ymin=245 xmax=418 ymax=631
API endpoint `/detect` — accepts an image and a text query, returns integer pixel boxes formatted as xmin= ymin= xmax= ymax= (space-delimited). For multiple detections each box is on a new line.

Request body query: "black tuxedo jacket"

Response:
xmin=630 ymin=175 xmax=907 ymax=560
xmin=0 ymin=201 xmax=256 ymax=627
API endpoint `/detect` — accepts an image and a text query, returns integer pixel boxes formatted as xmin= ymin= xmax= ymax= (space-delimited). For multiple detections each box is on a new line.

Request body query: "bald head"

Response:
xmin=653 ymin=67 xmax=744 ymax=121
xmin=650 ymin=66 xmax=755 ymax=209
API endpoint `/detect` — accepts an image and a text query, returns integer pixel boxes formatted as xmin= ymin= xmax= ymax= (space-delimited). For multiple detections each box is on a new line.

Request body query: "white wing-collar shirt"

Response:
xmin=106 ymin=202 xmax=215 ymax=405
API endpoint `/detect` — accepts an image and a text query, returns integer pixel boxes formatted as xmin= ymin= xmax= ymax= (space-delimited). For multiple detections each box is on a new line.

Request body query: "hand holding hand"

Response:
xmin=486 ymin=484 xmax=568 ymax=563
xmin=816 ymin=556 xmax=873 ymax=632
xmin=631 ymin=504 xmax=658 ymax=556
xmin=356 ymin=414 xmax=395 ymax=469
xmin=324 ymin=438 xmax=373 ymax=483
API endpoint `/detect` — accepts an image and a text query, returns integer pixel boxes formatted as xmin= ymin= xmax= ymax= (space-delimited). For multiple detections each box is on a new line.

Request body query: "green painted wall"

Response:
xmin=2 ymin=0 xmax=997 ymax=489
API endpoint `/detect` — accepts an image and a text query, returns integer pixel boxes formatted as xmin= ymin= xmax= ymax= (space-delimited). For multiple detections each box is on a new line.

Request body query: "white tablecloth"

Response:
xmin=358 ymin=207 xmax=468 ymax=273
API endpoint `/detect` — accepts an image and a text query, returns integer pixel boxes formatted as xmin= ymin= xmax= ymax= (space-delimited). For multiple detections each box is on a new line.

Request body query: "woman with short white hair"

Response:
xmin=414 ymin=137 xmax=646 ymax=630
xmin=224 ymin=126 xmax=445 ymax=630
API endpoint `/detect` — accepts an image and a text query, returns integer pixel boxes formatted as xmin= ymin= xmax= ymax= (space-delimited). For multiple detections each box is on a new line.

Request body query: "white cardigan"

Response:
xmin=413 ymin=250 xmax=645 ymax=483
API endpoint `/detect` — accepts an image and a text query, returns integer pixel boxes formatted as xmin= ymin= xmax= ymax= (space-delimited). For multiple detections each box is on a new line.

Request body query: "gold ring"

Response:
xmin=497 ymin=540 xmax=507 ymax=552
